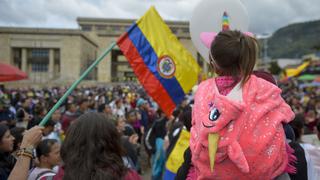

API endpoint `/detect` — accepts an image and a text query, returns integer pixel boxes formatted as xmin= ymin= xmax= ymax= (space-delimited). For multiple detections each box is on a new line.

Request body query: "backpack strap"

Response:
xmin=35 ymin=169 xmax=55 ymax=180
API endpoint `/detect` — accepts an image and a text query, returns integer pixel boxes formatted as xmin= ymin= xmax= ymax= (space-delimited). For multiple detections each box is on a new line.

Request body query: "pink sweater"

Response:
xmin=190 ymin=75 xmax=294 ymax=179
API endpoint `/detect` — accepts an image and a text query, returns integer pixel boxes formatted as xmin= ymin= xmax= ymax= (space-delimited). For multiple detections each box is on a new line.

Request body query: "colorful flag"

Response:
xmin=117 ymin=6 xmax=201 ymax=116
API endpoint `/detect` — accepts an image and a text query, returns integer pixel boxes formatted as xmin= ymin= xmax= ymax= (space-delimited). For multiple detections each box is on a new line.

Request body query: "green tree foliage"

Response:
xmin=266 ymin=20 xmax=320 ymax=58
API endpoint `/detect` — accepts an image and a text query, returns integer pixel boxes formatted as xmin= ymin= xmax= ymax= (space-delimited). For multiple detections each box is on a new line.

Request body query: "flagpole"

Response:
xmin=39 ymin=42 xmax=117 ymax=126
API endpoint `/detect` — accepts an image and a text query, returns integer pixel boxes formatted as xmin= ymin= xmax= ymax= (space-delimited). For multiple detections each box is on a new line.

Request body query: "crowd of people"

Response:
xmin=0 ymin=83 xmax=194 ymax=180
xmin=0 ymin=30 xmax=320 ymax=180
xmin=0 ymin=77 xmax=319 ymax=179
xmin=280 ymin=79 xmax=320 ymax=135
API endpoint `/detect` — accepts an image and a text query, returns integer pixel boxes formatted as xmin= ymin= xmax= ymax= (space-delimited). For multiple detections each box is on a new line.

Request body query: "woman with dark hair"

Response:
xmin=61 ymin=112 xmax=141 ymax=180
xmin=0 ymin=124 xmax=16 ymax=179
xmin=10 ymin=127 xmax=25 ymax=157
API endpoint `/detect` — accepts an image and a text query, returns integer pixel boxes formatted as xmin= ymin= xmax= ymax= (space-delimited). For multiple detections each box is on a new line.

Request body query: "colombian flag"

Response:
xmin=117 ymin=7 xmax=201 ymax=116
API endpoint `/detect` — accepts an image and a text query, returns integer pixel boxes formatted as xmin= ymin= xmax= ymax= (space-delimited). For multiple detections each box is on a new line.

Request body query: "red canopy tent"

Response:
xmin=0 ymin=62 xmax=28 ymax=82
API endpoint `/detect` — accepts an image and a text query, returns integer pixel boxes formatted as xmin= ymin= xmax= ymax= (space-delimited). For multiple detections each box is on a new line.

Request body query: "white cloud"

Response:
xmin=0 ymin=0 xmax=319 ymax=33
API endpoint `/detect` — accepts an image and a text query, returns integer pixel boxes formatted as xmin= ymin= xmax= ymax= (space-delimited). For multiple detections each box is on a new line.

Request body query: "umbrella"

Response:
xmin=0 ymin=62 xmax=28 ymax=82
xmin=297 ymin=74 xmax=316 ymax=81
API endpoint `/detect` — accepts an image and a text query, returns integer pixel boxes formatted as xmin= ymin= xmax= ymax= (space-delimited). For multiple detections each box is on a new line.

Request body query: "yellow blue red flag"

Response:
xmin=117 ymin=6 xmax=201 ymax=116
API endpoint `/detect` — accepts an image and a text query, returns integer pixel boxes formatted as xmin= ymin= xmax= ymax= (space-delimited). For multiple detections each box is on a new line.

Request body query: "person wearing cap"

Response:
xmin=136 ymin=98 xmax=149 ymax=135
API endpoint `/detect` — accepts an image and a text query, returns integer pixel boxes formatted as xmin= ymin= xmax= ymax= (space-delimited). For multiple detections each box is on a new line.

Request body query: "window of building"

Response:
xmin=54 ymin=49 xmax=60 ymax=74
xmin=96 ymin=25 xmax=107 ymax=31
xmin=32 ymin=63 xmax=48 ymax=72
xmin=81 ymin=57 xmax=97 ymax=80
xmin=12 ymin=48 xmax=22 ymax=69
xmin=182 ymin=28 xmax=189 ymax=33
xmin=31 ymin=49 xmax=49 ymax=57
xmin=171 ymin=27 xmax=178 ymax=34
xmin=111 ymin=25 xmax=121 ymax=31
xmin=29 ymin=49 xmax=49 ymax=72
xmin=81 ymin=25 xmax=92 ymax=31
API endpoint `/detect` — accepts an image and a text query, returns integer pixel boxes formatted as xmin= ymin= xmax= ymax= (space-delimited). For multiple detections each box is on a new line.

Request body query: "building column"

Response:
xmin=21 ymin=48 xmax=27 ymax=73
xmin=49 ymin=49 xmax=54 ymax=79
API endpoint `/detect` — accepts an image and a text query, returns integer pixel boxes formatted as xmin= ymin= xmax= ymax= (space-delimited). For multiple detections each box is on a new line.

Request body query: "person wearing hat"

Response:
xmin=136 ymin=98 xmax=149 ymax=135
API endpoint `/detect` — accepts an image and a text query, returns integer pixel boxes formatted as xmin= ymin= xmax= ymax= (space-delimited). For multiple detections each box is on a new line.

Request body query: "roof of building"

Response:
xmin=0 ymin=27 xmax=98 ymax=47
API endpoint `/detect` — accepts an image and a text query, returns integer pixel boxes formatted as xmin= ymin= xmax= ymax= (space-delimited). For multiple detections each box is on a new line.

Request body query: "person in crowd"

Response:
xmin=15 ymin=98 xmax=33 ymax=129
xmin=28 ymin=139 xmax=61 ymax=180
xmin=283 ymin=114 xmax=308 ymax=180
xmin=42 ymin=119 xmax=57 ymax=139
xmin=0 ymin=124 xmax=16 ymax=179
xmin=145 ymin=109 xmax=168 ymax=180
xmin=61 ymin=103 xmax=77 ymax=132
xmin=10 ymin=127 xmax=26 ymax=158
xmin=125 ymin=110 xmax=141 ymax=139
xmin=137 ymin=98 xmax=154 ymax=135
xmin=190 ymin=30 xmax=295 ymax=179
xmin=27 ymin=105 xmax=47 ymax=129
xmin=304 ymin=110 xmax=319 ymax=133
xmin=61 ymin=112 xmax=141 ymax=180
xmin=46 ymin=109 xmax=63 ymax=143
xmin=290 ymin=114 xmax=318 ymax=180
xmin=112 ymin=99 xmax=126 ymax=118
xmin=75 ymin=99 xmax=89 ymax=117
xmin=165 ymin=108 xmax=183 ymax=156
xmin=98 ymin=104 xmax=116 ymax=122
xmin=165 ymin=109 xmax=192 ymax=180
xmin=115 ymin=116 xmax=139 ymax=170
xmin=8 ymin=126 xmax=44 ymax=180
xmin=137 ymin=99 xmax=148 ymax=133
xmin=0 ymin=99 xmax=15 ymax=128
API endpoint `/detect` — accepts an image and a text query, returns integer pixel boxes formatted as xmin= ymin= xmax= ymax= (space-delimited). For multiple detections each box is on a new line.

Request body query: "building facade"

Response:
xmin=0 ymin=18 xmax=206 ymax=86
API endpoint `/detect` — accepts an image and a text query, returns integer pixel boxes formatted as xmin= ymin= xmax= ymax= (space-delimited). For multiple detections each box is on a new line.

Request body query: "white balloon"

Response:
xmin=190 ymin=0 xmax=249 ymax=63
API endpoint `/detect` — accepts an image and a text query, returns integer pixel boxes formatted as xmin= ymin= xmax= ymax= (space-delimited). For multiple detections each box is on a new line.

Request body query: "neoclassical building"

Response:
xmin=0 ymin=18 xmax=207 ymax=86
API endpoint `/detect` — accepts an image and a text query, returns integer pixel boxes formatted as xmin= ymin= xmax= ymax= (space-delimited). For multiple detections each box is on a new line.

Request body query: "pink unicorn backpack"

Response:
xmin=190 ymin=75 xmax=295 ymax=179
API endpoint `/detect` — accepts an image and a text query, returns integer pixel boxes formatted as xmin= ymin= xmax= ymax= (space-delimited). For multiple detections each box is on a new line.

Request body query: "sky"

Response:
xmin=0 ymin=0 xmax=320 ymax=34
